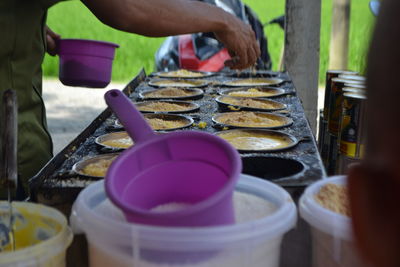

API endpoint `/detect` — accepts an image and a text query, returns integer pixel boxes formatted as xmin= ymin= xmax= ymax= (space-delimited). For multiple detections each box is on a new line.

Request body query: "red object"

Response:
xmin=178 ymin=34 xmax=231 ymax=72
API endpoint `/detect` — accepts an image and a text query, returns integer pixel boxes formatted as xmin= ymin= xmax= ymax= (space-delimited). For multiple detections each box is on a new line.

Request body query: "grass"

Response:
xmin=43 ymin=0 xmax=375 ymax=85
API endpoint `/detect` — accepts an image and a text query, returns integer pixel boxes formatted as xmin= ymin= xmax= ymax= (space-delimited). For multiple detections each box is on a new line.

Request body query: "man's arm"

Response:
xmin=82 ymin=0 xmax=260 ymax=69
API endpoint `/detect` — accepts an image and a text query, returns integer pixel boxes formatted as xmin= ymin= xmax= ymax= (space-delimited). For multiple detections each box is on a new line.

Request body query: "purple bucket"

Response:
xmin=57 ymin=39 xmax=119 ymax=88
xmin=106 ymin=131 xmax=241 ymax=227
xmin=104 ymin=89 xmax=242 ymax=227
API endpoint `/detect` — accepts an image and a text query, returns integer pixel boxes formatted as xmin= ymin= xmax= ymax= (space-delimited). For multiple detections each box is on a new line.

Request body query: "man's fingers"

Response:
xmin=253 ymin=39 xmax=261 ymax=59
xmin=45 ymin=26 xmax=60 ymax=56
xmin=248 ymin=29 xmax=260 ymax=65
xmin=236 ymin=43 xmax=250 ymax=69
xmin=247 ymin=46 xmax=257 ymax=68
xmin=251 ymin=29 xmax=261 ymax=58
xmin=46 ymin=26 xmax=61 ymax=39
xmin=46 ymin=35 xmax=58 ymax=56
xmin=251 ymin=40 xmax=260 ymax=66
xmin=218 ymin=20 xmax=261 ymax=69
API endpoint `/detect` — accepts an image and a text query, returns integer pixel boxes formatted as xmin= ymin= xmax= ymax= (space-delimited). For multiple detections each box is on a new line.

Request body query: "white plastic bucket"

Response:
xmin=71 ymin=174 xmax=296 ymax=267
xmin=299 ymin=175 xmax=367 ymax=267
xmin=0 ymin=202 xmax=73 ymax=267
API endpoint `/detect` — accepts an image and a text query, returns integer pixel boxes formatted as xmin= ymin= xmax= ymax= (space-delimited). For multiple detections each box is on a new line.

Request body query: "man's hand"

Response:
xmin=45 ymin=26 xmax=60 ymax=56
xmin=214 ymin=16 xmax=260 ymax=70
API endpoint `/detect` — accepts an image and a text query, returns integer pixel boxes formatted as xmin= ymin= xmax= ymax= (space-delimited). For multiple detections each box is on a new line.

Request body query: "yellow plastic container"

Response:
xmin=0 ymin=201 xmax=73 ymax=267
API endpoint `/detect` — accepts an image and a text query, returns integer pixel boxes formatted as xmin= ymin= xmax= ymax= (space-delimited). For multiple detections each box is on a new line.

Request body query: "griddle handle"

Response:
xmin=105 ymin=89 xmax=156 ymax=144
xmin=1 ymin=89 xmax=18 ymax=189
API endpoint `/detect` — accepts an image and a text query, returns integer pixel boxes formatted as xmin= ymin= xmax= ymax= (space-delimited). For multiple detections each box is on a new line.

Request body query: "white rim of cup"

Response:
xmin=0 ymin=202 xmax=73 ymax=264
xmin=299 ymin=175 xmax=352 ymax=241
xmin=72 ymin=175 xmax=297 ymax=248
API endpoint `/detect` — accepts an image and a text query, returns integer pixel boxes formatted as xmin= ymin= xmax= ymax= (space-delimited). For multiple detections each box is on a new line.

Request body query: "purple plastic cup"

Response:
xmin=104 ymin=89 xmax=242 ymax=227
xmin=57 ymin=39 xmax=119 ymax=88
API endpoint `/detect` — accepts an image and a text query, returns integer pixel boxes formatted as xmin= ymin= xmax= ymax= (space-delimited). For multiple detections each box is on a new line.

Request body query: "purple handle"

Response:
xmin=105 ymin=89 xmax=155 ymax=143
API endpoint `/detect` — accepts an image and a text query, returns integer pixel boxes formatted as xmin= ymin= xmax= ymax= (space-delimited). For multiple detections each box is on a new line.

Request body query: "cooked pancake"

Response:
xmin=101 ymin=136 xmax=133 ymax=149
xmin=82 ymin=156 xmax=117 ymax=177
xmin=216 ymin=112 xmax=286 ymax=128
xmin=225 ymin=78 xmax=282 ymax=86
xmin=227 ymin=88 xmax=277 ymax=98
xmin=158 ymin=69 xmax=205 ymax=78
xmin=137 ymin=101 xmax=192 ymax=112
xmin=146 ymin=117 xmax=189 ymax=130
xmin=220 ymin=96 xmax=283 ymax=110
xmin=144 ymin=88 xmax=196 ymax=98
xmin=150 ymin=80 xmax=203 ymax=87
xmin=218 ymin=130 xmax=292 ymax=151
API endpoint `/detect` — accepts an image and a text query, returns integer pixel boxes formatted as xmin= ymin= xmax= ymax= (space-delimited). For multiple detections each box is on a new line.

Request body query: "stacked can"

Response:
xmin=336 ymin=88 xmax=367 ymax=174
xmin=319 ymin=70 xmax=357 ymax=170
xmin=317 ymin=109 xmax=324 ymax=152
xmin=326 ymin=78 xmax=364 ymax=174
xmin=344 ymin=83 xmax=365 ymax=90
xmin=338 ymin=74 xmax=367 ymax=84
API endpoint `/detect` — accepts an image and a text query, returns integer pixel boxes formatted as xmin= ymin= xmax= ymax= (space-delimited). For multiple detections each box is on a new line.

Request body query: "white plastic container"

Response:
xmin=299 ymin=176 xmax=368 ymax=267
xmin=71 ymin=174 xmax=296 ymax=267
xmin=0 ymin=202 xmax=73 ymax=267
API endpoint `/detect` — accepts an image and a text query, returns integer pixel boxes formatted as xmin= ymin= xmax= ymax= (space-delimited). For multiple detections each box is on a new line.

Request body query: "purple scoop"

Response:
xmin=104 ymin=89 xmax=241 ymax=227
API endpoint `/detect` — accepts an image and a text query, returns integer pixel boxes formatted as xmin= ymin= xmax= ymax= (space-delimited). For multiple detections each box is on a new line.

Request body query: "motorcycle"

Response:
xmin=155 ymin=0 xmax=280 ymax=72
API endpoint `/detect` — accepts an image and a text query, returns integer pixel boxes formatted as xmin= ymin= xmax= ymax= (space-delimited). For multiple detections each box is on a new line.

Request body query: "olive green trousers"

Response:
xmin=0 ymin=0 xmax=62 ymax=197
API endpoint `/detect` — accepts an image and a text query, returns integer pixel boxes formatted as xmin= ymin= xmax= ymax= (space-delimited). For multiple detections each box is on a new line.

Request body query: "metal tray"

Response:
xmin=30 ymin=69 xmax=325 ymax=208
xmin=153 ymin=70 xmax=215 ymax=79
xmin=114 ymin=113 xmax=194 ymax=131
xmin=216 ymin=95 xmax=287 ymax=112
xmin=222 ymin=77 xmax=284 ymax=87
xmin=148 ymin=79 xmax=208 ymax=88
xmin=139 ymin=88 xmax=204 ymax=100
xmin=135 ymin=100 xmax=200 ymax=114
xmin=219 ymin=87 xmax=287 ymax=98
xmin=95 ymin=131 xmax=133 ymax=150
xmin=72 ymin=153 xmax=120 ymax=178
xmin=214 ymin=129 xmax=299 ymax=153
xmin=212 ymin=111 xmax=293 ymax=129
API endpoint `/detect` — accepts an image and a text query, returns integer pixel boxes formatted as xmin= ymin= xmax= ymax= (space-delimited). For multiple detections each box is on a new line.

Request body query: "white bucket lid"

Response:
xmin=299 ymin=175 xmax=352 ymax=241
xmin=71 ymin=174 xmax=297 ymax=250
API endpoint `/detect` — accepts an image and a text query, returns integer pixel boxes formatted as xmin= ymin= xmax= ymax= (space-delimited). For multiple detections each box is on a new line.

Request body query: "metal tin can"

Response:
xmin=339 ymin=92 xmax=366 ymax=158
xmin=320 ymin=119 xmax=330 ymax=168
xmin=318 ymin=109 xmax=324 ymax=151
xmin=327 ymin=78 xmax=363 ymax=136
xmin=327 ymin=134 xmax=338 ymax=175
xmin=323 ymin=70 xmax=358 ymax=119
xmin=338 ymin=74 xmax=366 ymax=84
xmin=344 ymin=83 xmax=366 ymax=90
xmin=336 ymin=92 xmax=367 ymax=174
xmin=337 ymin=155 xmax=361 ymax=174
xmin=343 ymin=87 xmax=365 ymax=94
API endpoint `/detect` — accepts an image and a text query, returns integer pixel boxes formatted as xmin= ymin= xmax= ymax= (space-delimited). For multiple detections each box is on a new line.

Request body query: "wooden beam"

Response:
xmin=329 ymin=0 xmax=351 ymax=69
xmin=284 ymin=0 xmax=321 ymax=135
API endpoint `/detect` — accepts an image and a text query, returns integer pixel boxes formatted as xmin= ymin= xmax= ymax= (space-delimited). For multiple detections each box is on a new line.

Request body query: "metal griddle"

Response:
xmin=29 ymin=69 xmax=324 ymax=267
xmin=30 ymin=68 xmax=325 ymax=209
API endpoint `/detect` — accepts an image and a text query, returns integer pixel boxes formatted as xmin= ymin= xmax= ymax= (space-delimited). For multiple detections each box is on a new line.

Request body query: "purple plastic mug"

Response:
xmin=57 ymin=39 xmax=119 ymax=88
xmin=104 ymin=89 xmax=242 ymax=227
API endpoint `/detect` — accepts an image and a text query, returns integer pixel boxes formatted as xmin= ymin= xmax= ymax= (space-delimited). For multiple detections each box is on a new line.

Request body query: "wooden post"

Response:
xmin=329 ymin=0 xmax=351 ymax=69
xmin=284 ymin=0 xmax=321 ymax=135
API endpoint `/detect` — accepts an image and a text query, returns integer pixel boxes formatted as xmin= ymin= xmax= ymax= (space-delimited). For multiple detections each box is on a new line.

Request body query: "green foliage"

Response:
xmin=43 ymin=0 xmax=374 ymax=84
